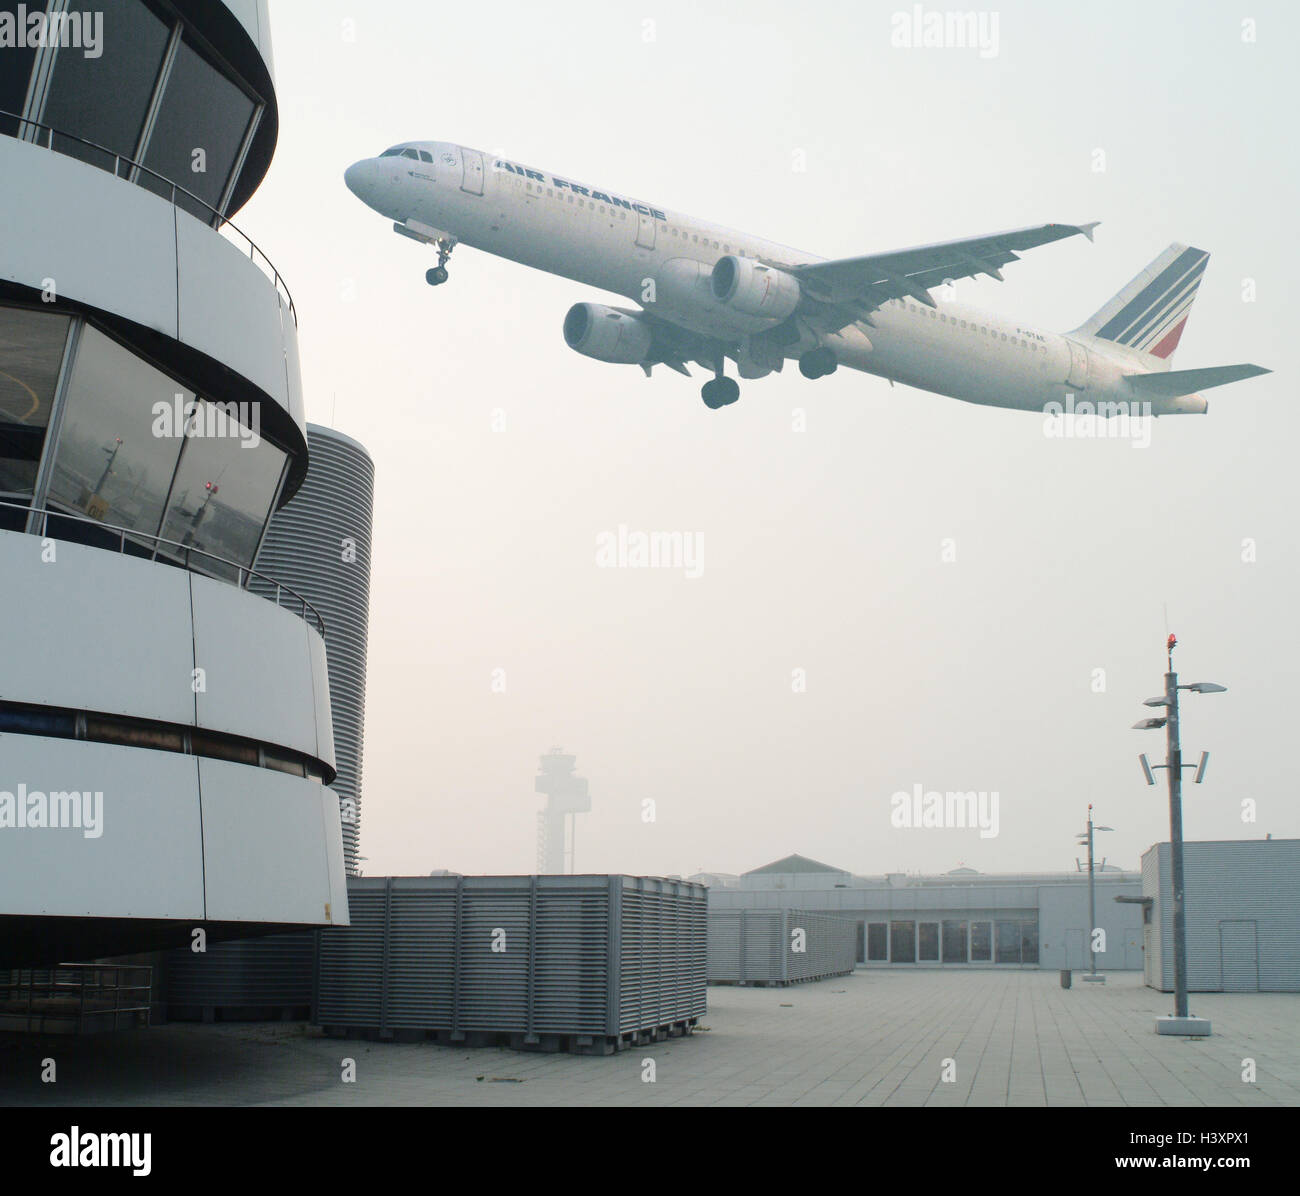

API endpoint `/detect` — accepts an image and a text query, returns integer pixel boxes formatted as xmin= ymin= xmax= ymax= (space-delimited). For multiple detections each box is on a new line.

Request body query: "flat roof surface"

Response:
xmin=2 ymin=971 xmax=1295 ymax=1106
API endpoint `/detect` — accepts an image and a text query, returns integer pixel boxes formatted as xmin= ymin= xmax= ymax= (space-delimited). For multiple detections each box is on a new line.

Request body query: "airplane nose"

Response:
xmin=344 ymin=158 xmax=372 ymax=199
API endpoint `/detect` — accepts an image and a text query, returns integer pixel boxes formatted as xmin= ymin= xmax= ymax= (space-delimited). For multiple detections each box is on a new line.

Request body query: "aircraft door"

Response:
xmin=635 ymin=208 xmax=656 ymax=250
xmin=461 ymin=149 xmax=484 ymax=195
xmin=1066 ymin=339 xmax=1089 ymax=390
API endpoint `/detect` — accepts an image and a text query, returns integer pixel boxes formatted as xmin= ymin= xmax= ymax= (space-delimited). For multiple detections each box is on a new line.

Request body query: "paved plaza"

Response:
xmin=2 ymin=970 xmax=1296 ymax=1107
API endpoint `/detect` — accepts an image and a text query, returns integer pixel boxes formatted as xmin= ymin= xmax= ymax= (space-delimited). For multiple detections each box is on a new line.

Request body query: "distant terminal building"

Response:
xmin=708 ymin=854 xmax=1144 ymax=971
xmin=1142 ymin=839 xmax=1300 ymax=993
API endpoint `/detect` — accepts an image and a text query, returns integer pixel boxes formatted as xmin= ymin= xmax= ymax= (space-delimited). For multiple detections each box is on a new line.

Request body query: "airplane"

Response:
xmin=343 ymin=142 xmax=1269 ymax=413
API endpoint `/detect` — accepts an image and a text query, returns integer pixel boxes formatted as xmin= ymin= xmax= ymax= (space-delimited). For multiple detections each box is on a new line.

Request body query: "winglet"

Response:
xmin=1078 ymin=221 xmax=1101 ymax=242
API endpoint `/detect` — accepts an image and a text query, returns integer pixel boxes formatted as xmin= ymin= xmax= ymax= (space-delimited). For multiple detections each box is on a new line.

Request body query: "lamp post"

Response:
xmin=1075 ymin=805 xmax=1113 ymax=981
xmin=1133 ymin=633 xmax=1225 ymax=1036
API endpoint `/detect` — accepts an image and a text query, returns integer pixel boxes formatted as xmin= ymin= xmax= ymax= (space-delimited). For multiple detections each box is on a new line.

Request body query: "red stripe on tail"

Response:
xmin=1149 ymin=317 xmax=1188 ymax=359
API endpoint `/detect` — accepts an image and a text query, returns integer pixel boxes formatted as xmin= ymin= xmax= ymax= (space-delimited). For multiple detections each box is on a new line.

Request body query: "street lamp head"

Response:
xmin=1096 ymin=825 xmax=1114 ymax=832
xmin=1143 ymin=696 xmax=1170 ymax=707
xmin=1132 ymin=717 xmax=1168 ymax=730
xmin=1183 ymin=682 xmax=1227 ymax=694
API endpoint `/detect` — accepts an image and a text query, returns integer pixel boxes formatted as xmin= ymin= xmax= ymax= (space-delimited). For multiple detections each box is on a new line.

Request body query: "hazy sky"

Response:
xmin=239 ymin=0 xmax=1298 ymax=880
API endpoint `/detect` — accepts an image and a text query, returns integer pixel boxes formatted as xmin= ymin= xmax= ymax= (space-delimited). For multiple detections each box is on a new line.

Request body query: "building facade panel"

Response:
xmin=0 ymin=530 xmax=195 ymax=724
xmin=190 ymin=571 xmax=331 ymax=765
xmin=197 ymin=757 xmax=347 ymax=924
xmin=0 ymin=736 xmax=205 ymax=919
xmin=0 ymin=137 xmax=180 ymax=339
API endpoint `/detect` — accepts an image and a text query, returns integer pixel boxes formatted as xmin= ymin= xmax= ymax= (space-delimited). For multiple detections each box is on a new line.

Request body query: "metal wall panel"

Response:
xmin=0 ymin=736 xmax=204 ymax=920
xmin=1142 ymin=840 xmax=1300 ymax=993
xmin=198 ymin=757 xmax=346 ymax=925
xmin=314 ymin=875 xmax=707 ymax=1045
xmin=708 ymin=908 xmax=856 ymax=985
xmin=163 ymin=930 xmax=314 ymax=1013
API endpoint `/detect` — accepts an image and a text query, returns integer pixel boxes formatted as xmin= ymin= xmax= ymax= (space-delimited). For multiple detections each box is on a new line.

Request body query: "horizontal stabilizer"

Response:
xmin=1125 ymin=364 xmax=1270 ymax=397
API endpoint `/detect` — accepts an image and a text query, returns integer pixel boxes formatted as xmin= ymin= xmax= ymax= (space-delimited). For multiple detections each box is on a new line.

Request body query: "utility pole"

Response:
xmin=1075 ymin=805 xmax=1112 ymax=982
xmin=1134 ymin=633 xmax=1224 ymax=1036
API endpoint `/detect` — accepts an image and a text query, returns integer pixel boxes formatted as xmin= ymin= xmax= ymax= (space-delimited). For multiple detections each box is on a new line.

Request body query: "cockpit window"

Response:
xmin=418 ymin=150 xmax=433 ymax=163
xmin=400 ymin=148 xmax=419 ymax=159
xmin=380 ymin=146 xmax=404 ymax=157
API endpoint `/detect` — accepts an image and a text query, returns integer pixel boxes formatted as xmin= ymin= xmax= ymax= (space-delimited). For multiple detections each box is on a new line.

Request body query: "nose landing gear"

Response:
xmin=424 ymin=236 xmax=457 ymax=286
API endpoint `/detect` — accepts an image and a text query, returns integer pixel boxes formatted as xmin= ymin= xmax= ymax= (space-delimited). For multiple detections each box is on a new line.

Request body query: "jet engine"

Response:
xmin=710 ymin=256 xmax=802 ymax=321
xmin=563 ymin=303 xmax=654 ymax=364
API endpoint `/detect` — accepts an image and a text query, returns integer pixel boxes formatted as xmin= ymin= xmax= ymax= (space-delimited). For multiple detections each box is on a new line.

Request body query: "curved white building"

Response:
xmin=253 ymin=425 xmax=375 ymax=876
xmin=0 ymin=0 xmax=348 ymax=966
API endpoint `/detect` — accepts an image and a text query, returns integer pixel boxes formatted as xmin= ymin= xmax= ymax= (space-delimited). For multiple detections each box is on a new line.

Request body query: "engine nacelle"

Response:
xmin=710 ymin=256 xmax=802 ymax=321
xmin=563 ymin=303 xmax=654 ymax=364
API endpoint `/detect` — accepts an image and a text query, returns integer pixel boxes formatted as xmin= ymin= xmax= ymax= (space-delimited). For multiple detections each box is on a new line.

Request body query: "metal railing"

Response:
xmin=0 ymin=964 xmax=152 ymax=1033
xmin=1 ymin=499 xmax=324 ymax=635
xmin=1 ymin=108 xmax=296 ymax=325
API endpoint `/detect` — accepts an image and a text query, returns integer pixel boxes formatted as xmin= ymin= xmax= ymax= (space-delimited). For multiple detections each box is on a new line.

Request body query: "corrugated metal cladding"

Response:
xmin=253 ymin=425 xmax=375 ymax=876
xmin=161 ymin=931 xmax=314 ymax=1018
xmin=314 ymin=876 xmax=707 ymax=1051
xmin=709 ymin=910 xmax=856 ymax=985
xmin=1142 ymin=839 xmax=1300 ymax=993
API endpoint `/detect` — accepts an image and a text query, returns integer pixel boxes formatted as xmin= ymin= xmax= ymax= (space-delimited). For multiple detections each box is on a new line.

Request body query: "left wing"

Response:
xmin=786 ymin=222 xmax=1099 ymax=328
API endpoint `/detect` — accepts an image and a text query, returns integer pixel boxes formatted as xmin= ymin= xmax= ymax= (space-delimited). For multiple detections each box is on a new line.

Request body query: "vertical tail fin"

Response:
xmin=1074 ymin=243 xmax=1209 ymax=363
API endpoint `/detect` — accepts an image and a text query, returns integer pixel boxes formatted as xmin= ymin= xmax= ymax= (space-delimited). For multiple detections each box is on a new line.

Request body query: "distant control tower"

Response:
xmin=535 ymin=748 xmax=591 ymax=873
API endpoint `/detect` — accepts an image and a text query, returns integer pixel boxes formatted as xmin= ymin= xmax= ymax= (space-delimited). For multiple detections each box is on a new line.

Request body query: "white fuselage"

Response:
xmin=345 ymin=142 xmax=1199 ymax=415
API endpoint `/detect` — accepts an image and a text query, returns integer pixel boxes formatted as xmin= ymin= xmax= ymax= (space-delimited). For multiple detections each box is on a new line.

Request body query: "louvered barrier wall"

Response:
xmin=162 ymin=931 xmax=315 ymax=1020
xmin=315 ymin=875 xmax=707 ymax=1052
xmin=709 ymin=909 xmax=857 ymax=985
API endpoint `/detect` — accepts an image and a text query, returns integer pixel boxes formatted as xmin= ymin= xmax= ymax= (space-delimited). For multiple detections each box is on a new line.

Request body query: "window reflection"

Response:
xmin=0 ymin=307 xmax=71 ymax=493
xmin=942 ymin=920 xmax=968 ymax=964
xmin=1021 ymin=921 xmax=1039 ymax=965
xmin=889 ymin=921 xmax=915 ymax=963
xmin=995 ymin=920 xmax=1022 ymax=964
xmin=158 ymin=399 xmax=284 ymax=578
xmin=0 ymin=3 xmax=38 ymax=136
xmin=45 ymin=325 xmax=186 ymax=539
xmin=43 ymin=0 xmax=169 ymax=170
xmin=141 ymin=36 xmax=255 ymax=219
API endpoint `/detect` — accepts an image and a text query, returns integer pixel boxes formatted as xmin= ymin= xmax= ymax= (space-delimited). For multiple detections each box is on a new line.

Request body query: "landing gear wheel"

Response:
xmin=701 ymin=377 xmax=741 ymax=409
xmin=425 ymin=265 xmax=449 ymax=286
xmin=799 ymin=347 xmax=838 ymax=379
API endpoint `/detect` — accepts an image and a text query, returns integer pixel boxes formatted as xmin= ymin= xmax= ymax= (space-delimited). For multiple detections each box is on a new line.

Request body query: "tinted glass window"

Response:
xmin=995 ymin=920 xmax=1022 ymax=964
xmin=141 ymin=36 xmax=256 ymax=218
xmin=918 ymin=921 xmax=939 ymax=961
xmin=0 ymin=306 xmax=71 ymax=494
xmin=43 ymin=0 xmax=169 ymax=170
xmin=46 ymin=324 xmax=187 ymax=541
xmin=0 ymin=3 xmax=39 ymax=136
xmin=970 ymin=921 xmax=992 ymax=961
xmin=866 ymin=923 xmax=888 ymax=961
xmin=889 ymin=921 xmax=915 ymax=963
xmin=942 ymin=920 xmax=968 ymax=963
xmin=1021 ymin=921 xmax=1039 ymax=965
xmin=157 ymin=399 xmax=285 ymax=577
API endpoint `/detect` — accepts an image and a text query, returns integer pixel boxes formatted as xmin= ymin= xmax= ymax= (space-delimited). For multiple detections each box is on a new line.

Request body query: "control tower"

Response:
xmin=535 ymin=749 xmax=590 ymax=874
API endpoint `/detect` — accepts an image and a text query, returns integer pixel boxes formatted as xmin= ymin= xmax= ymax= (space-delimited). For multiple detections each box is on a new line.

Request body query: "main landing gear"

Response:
xmin=701 ymin=374 xmax=740 ymax=409
xmin=798 ymin=346 xmax=837 ymax=379
xmin=424 ymin=236 xmax=457 ymax=286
